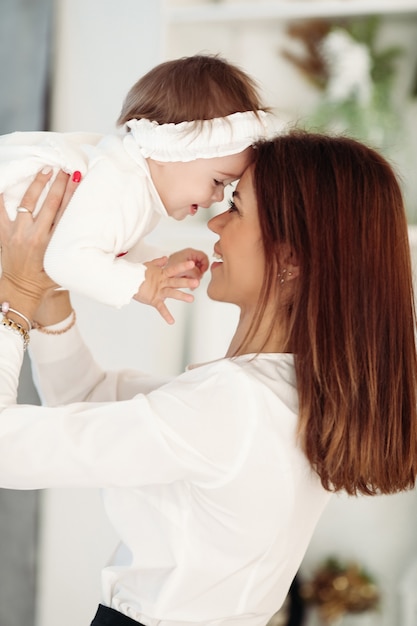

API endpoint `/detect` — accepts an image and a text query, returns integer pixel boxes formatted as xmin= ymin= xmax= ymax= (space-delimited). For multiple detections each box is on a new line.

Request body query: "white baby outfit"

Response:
xmin=0 ymin=131 xmax=169 ymax=307
xmin=0 ymin=112 xmax=274 ymax=308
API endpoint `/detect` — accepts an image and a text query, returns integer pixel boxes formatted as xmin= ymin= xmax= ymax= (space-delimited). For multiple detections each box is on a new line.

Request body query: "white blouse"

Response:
xmin=0 ymin=324 xmax=331 ymax=626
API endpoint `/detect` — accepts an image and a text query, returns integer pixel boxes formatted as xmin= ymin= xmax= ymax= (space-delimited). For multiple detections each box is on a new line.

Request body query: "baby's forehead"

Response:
xmin=213 ymin=148 xmax=254 ymax=175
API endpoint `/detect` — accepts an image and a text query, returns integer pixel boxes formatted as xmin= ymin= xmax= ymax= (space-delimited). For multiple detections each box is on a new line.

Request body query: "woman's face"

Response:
xmin=207 ymin=165 xmax=265 ymax=311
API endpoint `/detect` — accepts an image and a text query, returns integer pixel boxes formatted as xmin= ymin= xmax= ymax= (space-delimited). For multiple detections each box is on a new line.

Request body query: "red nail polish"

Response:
xmin=72 ymin=171 xmax=82 ymax=183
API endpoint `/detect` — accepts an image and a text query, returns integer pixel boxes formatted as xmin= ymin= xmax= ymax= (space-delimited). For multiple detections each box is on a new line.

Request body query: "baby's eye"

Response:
xmin=214 ymin=179 xmax=224 ymax=186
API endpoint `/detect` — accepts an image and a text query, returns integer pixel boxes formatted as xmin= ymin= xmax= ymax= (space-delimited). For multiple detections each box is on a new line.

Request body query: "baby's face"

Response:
xmin=147 ymin=148 xmax=253 ymax=220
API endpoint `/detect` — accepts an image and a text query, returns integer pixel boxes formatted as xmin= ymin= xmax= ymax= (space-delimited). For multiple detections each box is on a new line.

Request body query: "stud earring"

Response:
xmin=278 ymin=269 xmax=292 ymax=284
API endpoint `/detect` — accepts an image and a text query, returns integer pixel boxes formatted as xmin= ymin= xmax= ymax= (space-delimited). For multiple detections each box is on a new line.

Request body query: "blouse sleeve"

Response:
xmin=29 ymin=320 xmax=171 ymax=405
xmin=0 ymin=325 xmax=256 ymax=491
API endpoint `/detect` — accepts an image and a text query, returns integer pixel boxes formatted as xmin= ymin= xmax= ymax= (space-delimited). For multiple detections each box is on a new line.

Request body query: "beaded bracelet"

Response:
xmin=0 ymin=302 xmax=32 ymax=331
xmin=32 ymin=309 xmax=76 ymax=335
xmin=1 ymin=317 xmax=30 ymax=350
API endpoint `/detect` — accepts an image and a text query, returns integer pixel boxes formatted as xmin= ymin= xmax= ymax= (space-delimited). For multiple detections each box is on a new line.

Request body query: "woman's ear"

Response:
xmin=278 ymin=244 xmax=300 ymax=281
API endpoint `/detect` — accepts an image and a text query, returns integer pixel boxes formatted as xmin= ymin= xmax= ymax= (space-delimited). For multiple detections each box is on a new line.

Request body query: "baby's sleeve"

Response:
xmin=44 ymin=157 xmax=150 ymax=308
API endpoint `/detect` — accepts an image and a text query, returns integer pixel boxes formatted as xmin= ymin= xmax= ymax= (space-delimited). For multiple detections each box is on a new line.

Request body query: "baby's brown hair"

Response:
xmin=117 ymin=54 xmax=265 ymax=126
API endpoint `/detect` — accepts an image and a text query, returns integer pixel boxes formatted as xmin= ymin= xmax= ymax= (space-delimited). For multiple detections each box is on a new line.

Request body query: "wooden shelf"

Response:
xmin=166 ymin=1 xmax=417 ymax=23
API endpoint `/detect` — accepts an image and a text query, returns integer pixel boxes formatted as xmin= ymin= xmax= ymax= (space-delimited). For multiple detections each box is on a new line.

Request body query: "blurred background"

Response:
xmin=1 ymin=1 xmax=417 ymax=625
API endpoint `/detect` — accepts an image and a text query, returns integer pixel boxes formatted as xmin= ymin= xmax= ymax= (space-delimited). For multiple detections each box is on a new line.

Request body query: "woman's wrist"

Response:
xmin=32 ymin=289 xmax=73 ymax=328
xmin=0 ymin=286 xmax=74 ymax=350
xmin=0 ymin=277 xmax=41 ymax=328
xmin=0 ymin=279 xmax=73 ymax=332
xmin=0 ymin=277 xmax=37 ymax=350
xmin=0 ymin=302 xmax=32 ymax=330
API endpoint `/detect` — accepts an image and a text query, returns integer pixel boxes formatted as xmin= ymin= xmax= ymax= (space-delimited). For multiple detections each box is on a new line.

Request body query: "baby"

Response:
xmin=0 ymin=55 xmax=274 ymax=319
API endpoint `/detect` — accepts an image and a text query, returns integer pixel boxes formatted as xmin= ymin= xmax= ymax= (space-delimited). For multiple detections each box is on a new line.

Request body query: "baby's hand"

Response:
xmin=165 ymin=248 xmax=209 ymax=284
xmin=133 ymin=256 xmax=199 ymax=324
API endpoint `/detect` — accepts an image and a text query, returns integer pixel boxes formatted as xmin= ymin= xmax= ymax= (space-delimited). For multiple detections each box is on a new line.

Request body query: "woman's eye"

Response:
xmin=228 ymin=199 xmax=238 ymax=213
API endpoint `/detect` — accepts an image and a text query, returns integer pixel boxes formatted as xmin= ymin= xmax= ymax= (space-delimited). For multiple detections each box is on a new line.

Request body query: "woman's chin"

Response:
xmin=206 ymin=280 xmax=222 ymax=302
xmin=207 ymin=281 xmax=234 ymax=306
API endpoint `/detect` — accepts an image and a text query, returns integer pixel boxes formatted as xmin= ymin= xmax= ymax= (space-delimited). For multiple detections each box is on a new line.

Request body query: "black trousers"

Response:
xmin=90 ymin=604 xmax=146 ymax=626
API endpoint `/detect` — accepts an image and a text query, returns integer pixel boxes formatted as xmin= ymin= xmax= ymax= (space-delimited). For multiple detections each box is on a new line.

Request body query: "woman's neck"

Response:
xmin=225 ymin=307 xmax=290 ymax=358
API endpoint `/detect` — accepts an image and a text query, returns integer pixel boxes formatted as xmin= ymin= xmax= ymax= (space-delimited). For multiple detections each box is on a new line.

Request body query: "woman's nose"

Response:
xmin=208 ymin=210 xmax=226 ymax=233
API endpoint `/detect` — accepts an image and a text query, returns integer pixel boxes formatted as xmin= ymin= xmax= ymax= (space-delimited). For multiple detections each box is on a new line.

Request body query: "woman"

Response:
xmin=0 ymin=131 xmax=416 ymax=626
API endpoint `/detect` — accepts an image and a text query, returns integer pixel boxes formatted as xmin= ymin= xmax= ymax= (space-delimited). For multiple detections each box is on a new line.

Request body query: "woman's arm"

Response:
xmin=0 ymin=170 xmax=75 ymax=323
xmin=0 ymin=170 xmax=251 ymax=491
xmin=0 ymin=357 xmax=255 ymax=490
xmin=29 ymin=321 xmax=171 ymax=406
xmin=0 ymin=170 xmax=170 ymax=406
xmin=0 ymin=170 xmax=77 ymax=406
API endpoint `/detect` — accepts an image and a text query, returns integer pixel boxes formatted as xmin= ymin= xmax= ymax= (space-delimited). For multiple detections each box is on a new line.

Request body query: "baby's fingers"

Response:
xmin=176 ymin=266 xmax=204 ymax=282
xmin=164 ymin=260 xmax=195 ymax=278
xmin=163 ymin=287 xmax=195 ymax=304
xmin=155 ymin=301 xmax=175 ymax=325
xmin=166 ymin=275 xmax=199 ymax=291
xmin=149 ymin=256 xmax=169 ymax=268
xmin=157 ymin=283 xmax=196 ymax=324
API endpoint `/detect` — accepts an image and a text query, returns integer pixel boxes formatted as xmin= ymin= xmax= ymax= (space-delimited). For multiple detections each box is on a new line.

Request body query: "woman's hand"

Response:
xmin=0 ymin=169 xmax=81 ymax=324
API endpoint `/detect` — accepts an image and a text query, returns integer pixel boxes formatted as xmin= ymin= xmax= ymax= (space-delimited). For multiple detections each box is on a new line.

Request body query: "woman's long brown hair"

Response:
xmin=253 ymin=131 xmax=417 ymax=495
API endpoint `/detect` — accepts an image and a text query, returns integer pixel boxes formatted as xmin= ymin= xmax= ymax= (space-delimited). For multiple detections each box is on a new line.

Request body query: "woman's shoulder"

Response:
xmin=181 ymin=353 xmax=297 ymax=409
xmin=143 ymin=354 xmax=299 ymax=479
xmin=186 ymin=352 xmax=294 ymax=382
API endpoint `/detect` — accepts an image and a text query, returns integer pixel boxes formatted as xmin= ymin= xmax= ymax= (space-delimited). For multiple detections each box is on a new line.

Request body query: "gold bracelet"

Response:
xmin=32 ymin=310 xmax=76 ymax=335
xmin=0 ymin=302 xmax=32 ymax=331
xmin=1 ymin=317 xmax=30 ymax=350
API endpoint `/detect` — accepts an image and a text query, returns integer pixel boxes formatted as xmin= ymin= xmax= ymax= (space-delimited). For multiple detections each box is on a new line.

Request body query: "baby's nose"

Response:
xmin=212 ymin=186 xmax=224 ymax=202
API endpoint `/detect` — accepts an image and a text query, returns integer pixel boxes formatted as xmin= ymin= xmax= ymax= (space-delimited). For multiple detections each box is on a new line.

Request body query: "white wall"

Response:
xmin=38 ymin=2 xmax=417 ymax=626
xmin=50 ymin=0 xmax=166 ymax=134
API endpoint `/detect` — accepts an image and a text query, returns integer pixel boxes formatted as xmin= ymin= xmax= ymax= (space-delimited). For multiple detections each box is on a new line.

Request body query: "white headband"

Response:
xmin=124 ymin=110 xmax=275 ymax=162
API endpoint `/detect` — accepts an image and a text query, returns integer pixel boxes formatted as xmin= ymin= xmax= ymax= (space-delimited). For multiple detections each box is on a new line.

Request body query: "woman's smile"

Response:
xmin=207 ymin=166 xmax=265 ymax=307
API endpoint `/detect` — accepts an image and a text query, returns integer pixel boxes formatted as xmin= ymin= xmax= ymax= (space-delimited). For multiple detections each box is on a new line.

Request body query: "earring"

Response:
xmin=278 ymin=269 xmax=292 ymax=284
